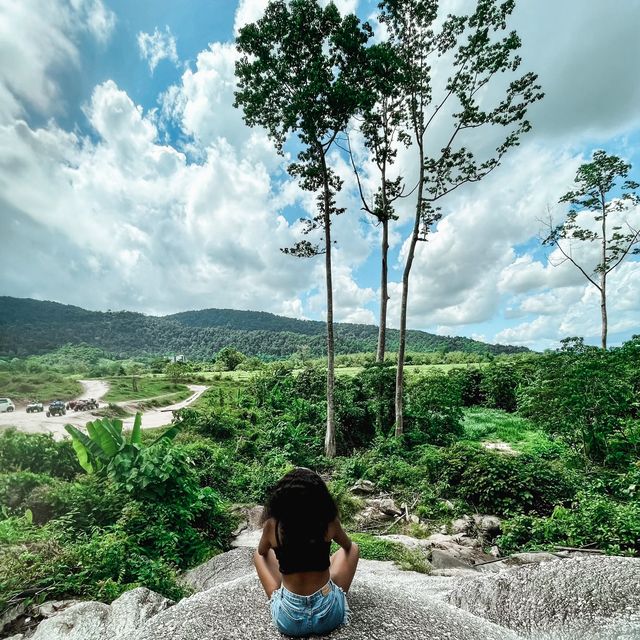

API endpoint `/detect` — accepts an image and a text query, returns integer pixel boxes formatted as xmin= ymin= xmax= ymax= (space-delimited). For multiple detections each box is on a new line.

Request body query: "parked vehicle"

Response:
xmin=68 ymin=399 xmax=99 ymax=411
xmin=26 ymin=400 xmax=44 ymax=413
xmin=46 ymin=400 xmax=66 ymax=417
xmin=0 ymin=398 xmax=15 ymax=413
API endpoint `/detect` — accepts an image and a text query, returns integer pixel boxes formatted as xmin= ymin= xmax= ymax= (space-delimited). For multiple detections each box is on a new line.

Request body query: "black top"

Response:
xmin=273 ymin=521 xmax=331 ymax=575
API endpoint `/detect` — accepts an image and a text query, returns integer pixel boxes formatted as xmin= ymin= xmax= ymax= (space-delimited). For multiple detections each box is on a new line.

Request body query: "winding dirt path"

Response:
xmin=0 ymin=381 xmax=207 ymax=439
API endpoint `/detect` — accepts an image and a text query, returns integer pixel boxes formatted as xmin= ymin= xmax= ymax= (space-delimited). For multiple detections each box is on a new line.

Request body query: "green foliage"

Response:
xmin=332 ymin=533 xmax=430 ymax=574
xmin=0 ymin=370 xmax=82 ymax=405
xmin=499 ymin=484 xmax=640 ymax=555
xmin=404 ymin=373 xmax=464 ymax=446
xmin=0 ymin=472 xmax=54 ymax=511
xmin=440 ymin=443 xmax=578 ymax=516
xmin=0 ymin=428 xmax=80 ymax=479
xmin=518 ymin=337 xmax=640 ymax=465
xmin=1 ymin=297 xmax=528 ymax=361
xmin=102 ymin=377 xmax=188 ymax=402
xmin=64 ymin=414 xmax=184 ymax=500
xmin=215 ymin=347 xmax=246 ymax=371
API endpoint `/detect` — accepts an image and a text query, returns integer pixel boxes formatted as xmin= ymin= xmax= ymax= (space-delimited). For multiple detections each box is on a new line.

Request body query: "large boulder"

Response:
xmin=181 ymin=547 xmax=256 ymax=592
xmin=121 ymin=570 xmax=520 ymax=640
xmin=448 ymin=555 xmax=640 ymax=639
xmin=31 ymin=588 xmax=173 ymax=640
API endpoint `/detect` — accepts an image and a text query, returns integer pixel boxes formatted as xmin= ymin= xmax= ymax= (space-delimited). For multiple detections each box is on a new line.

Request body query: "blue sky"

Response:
xmin=1 ymin=0 xmax=639 ymax=351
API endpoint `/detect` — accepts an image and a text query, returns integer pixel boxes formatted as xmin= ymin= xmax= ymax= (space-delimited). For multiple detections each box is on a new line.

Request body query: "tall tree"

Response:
xmin=234 ymin=0 xmax=371 ymax=457
xmin=543 ymin=150 xmax=640 ymax=350
xmin=379 ymin=0 xmax=543 ymax=436
xmin=346 ymin=42 xmax=407 ymax=363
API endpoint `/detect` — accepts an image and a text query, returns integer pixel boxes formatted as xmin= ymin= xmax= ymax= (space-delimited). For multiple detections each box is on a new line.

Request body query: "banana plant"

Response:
xmin=64 ymin=413 xmax=181 ymax=475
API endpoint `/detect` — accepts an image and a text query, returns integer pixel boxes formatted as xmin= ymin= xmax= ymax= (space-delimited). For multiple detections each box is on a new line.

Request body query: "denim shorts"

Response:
xmin=269 ymin=580 xmax=350 ymax=637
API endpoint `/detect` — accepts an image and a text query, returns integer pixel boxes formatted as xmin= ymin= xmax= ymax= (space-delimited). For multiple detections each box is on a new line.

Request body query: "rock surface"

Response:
xmin=448 ymin=555 xmax=640 ymax=639
xmin=14 ymin=543 xmax=640 ymax=640
xmin=30 ymin=588 xmax=173 ymax=640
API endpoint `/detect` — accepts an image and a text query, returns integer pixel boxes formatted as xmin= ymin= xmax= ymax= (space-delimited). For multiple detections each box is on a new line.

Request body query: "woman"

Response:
xmin=254 ymin=468 xmax=360 ymax=636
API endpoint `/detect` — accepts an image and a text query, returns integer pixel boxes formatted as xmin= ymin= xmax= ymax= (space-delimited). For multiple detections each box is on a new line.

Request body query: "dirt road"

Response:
xmin=122 ymin=385 xmax=208 ymax=430
xmin=0 ymin=379 xmax=110 ymax=438
xmin=0 ymin=381 xmax=207 ymax=439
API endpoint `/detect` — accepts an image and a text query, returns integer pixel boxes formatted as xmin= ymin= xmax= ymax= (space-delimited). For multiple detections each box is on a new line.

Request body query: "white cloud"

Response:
xmin=137 ymin=26 xmax=179 ymax=73
xmin=0 ymin=0 xmax=115 ymax=123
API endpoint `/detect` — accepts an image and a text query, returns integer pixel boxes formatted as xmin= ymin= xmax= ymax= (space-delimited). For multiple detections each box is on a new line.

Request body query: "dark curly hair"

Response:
xmin=262 ymin=468 xmax=338 ymax=545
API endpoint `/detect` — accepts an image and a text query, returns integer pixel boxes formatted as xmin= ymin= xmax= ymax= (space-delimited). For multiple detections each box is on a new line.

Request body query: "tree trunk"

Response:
xmin=600 ymin=276 xmax=607 ymax=350
xmin=600 ymin=192 xmax=607 ymax=350
xmin=321 ymin=163 xmax=337 ymax=458
xmin=376 ymin=218 xmax=390 ymax=362
xmin=394 ymin=167 xmax=424 ymax=436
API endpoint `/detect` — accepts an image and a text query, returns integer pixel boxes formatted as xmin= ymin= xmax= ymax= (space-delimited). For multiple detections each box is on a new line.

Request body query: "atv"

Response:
xmin=46 ymin=400 xmax=67 ymax=417
xmin=26 ymin=400 xmax=44 ymax=413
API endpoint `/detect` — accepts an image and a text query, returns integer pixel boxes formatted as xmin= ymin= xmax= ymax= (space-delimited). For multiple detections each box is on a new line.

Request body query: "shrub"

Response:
xmin=480 ymin=363 xmax=520 ymax=412
xmin=518 ymin=337 xmax=640 ymax=465
xmin=499 ymin=490 xmax=640 ymax=555
xmin=447 ymin=367 xmax=485 ymax=407
xmin=404 ymin=373 xmax=463 ymax=446
xmin=440 ymin=443 xmax=578 ymax=516
xmin=0 ymin=429 xmax=80 ymax=479
xmin=0 ymin=472 xmax=54 ymax=511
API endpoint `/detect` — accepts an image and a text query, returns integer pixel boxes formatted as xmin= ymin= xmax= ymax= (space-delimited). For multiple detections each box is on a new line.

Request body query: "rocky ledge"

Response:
xmin=8 ymin=547 xmax=639 ymax=640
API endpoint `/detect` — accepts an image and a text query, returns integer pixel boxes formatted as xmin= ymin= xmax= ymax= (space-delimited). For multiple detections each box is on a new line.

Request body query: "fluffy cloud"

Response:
xmin=137 ymin=26 xmax=179 ymax=73
xmin=1 ymin=80 xmax=317 ymax=314
xmin=0 ymin=0 xmax=115 ymax=123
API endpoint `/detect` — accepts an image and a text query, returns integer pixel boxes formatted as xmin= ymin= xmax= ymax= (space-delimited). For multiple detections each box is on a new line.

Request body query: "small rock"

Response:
xmin=489 ymin=545 xmax=500 ymax=558
xmin=451 ymin=516 xmax=473 ymax=535
xmin=503 ymin=552 xmax=560 ymax=566
xmin=365 ymin=498 xmax=403 ymax=517
xmin=440 ymin=499 xmax=455 ymax=510
xmin=37 ymin=600 xmax=80 ymax=618
xmin=473 ymin=514 xmax=502 ymax=540
xmin=430 ymin=549 xmax=476 ymax=571
xmin=350 ymin=479 xmax=375 ymax=495
xmin=409 ymin=514 xmax=420 ymax=524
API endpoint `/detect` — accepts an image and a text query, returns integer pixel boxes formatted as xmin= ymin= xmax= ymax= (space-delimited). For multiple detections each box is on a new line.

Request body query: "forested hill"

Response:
xmin=0 ymin=297 xmax=528 ymax=359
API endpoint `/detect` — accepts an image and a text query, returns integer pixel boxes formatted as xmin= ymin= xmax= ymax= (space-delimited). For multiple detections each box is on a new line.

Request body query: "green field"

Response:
xmin=102 ymin=377 xmax=190 ymax=403
xmin=461 ymin=407 xmax=566 ymax=455
xmin=0 ymin=371 xmax=82 ymax=405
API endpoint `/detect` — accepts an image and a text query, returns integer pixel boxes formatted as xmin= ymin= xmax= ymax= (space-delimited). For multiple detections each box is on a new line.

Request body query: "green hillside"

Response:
xmin=0 ymin=297 xmax=528 ymax=359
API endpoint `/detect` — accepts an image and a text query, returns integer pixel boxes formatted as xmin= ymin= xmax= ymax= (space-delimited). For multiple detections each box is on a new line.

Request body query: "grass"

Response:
xmin=102 ymin=377 xmax=190 ymax=403
xmin=462 ymin=407 xmax=563 ymax=455
xmin=0 ymin=372 xmax=82 ymax=405
xmin=331 ymin=533 xmax=430 ymax=574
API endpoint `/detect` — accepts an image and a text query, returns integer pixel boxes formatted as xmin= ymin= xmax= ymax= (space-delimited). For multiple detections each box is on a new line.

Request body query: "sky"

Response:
xmin=1 ymin=0 xmax=639 ymax=351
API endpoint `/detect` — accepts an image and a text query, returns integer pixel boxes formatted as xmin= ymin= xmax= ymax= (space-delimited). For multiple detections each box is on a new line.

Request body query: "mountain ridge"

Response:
xmin=0 ymin=296 xmax=529 ymax=359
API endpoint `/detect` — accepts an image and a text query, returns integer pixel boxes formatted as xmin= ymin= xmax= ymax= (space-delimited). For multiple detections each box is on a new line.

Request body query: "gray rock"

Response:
xmin=124 ymin=571 xmax=521 ymax=640
xmin=367 ymin=498 xmax=403 ymax=517
xmin=5 ymin=635 xmax=24 ymax=640
xmin=231 ymin=529 xmax=262 ymax=548
xmin=451 ymin=516 xmax=473 ymax=535
xmin=32 ymin=602 xmax=111 ymax=640
xmin=350 ymin=479 xmax=375 ymax=495
xmin=473 ymin=514 xmax=501 ymax=538
xmin=31 ymin=588 xmax=173 ymax=640
xmin=181 ymin=547 xmax=256 ymax=592
xmin=502 ymin=551 xmax=560 ymax=567
xmin=448 ymin=555 xmax=640 ymax=639
xmin=107 ymin=587 xmax=173 ymax=637
xmin=431 ymin=549 xmax=476 ymax=572
xmin=37 ymin=599 xmax=81 ymax=618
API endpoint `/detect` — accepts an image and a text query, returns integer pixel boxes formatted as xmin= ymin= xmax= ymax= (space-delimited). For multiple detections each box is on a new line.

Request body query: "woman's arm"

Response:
xmin=331 ymin=517 xmax=353 ymax=551
xmin=257 ymin=518 xmax=274 ymax=557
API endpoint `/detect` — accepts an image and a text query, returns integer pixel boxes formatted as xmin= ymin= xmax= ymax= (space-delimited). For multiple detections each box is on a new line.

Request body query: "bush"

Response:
xmin=480 ymin=363 xmax=520 ymax=412
xmin=23 ymin=476 xmax=125 ymax=528
xmin=447 ymin=367 xmax=485 ymax=407
xmin=518 ymin=337 xmax=640 ymax=465
xmin=499 ymin=489 xmax=640 ymax=555
xmin=0 ymin=429 xmax=80 ymax=479
xmin=404 ymin=373 xmax=463 ymax=446
xmin=440 ymin=443 xmax=578 ymax=516
xmin=0 ymin=472 xmax=54 ymax=511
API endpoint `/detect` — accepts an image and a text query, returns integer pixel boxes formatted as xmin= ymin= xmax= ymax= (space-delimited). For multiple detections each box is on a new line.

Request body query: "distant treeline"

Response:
xmin=0 ymin=297 xmax=529 ymax=359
